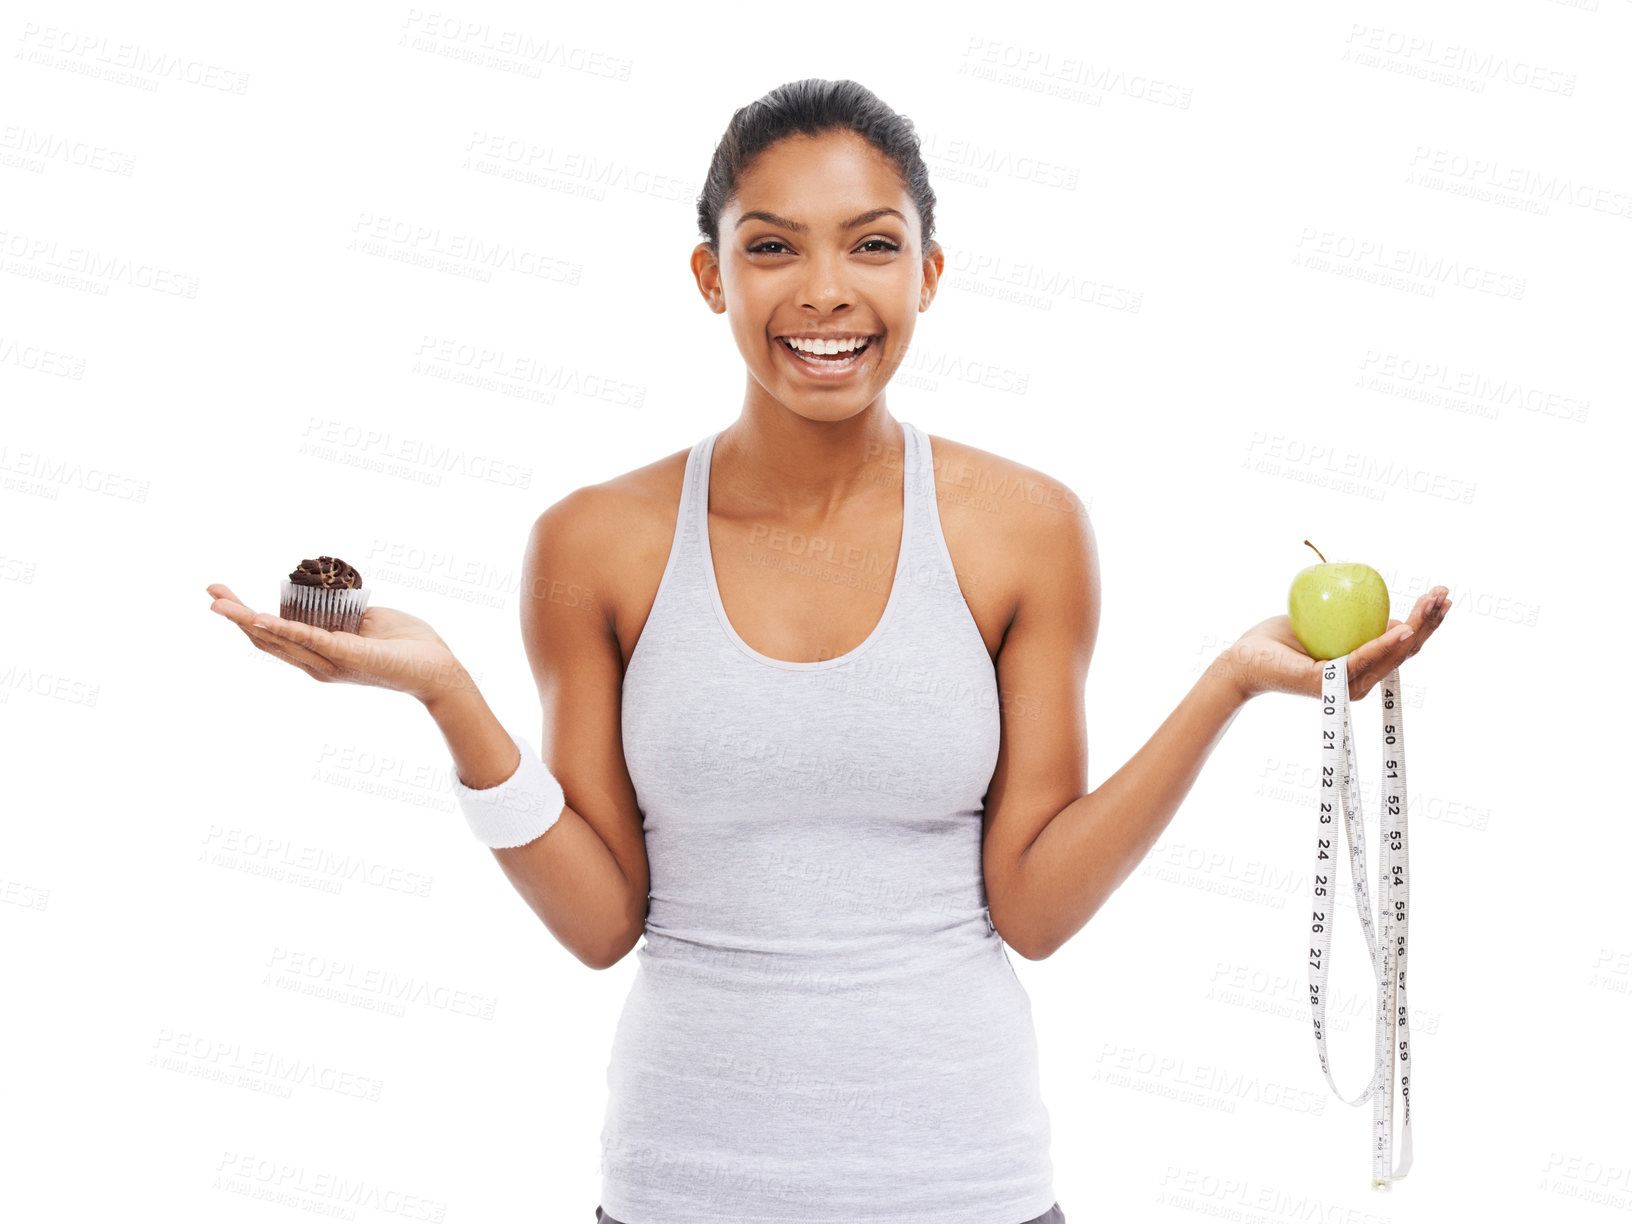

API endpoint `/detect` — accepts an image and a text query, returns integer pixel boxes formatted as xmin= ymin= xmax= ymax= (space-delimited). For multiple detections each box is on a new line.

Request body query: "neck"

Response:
xmin=714 ymin=402 xmax=901 ymax=520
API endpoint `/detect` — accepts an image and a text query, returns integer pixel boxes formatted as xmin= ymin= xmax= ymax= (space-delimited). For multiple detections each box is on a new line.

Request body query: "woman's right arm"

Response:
xmin=428 ymin=489 xmax=650 ymax=971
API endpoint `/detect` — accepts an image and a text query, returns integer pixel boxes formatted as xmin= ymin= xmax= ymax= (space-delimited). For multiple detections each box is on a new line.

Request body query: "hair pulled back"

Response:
xmin=696 ymin=78 xmax=938 ymax=258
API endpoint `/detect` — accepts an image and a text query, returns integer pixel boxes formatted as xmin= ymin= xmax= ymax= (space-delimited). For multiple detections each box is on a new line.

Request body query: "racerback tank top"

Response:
xmin=606 ymin=419 xmax=1058 ymax=1224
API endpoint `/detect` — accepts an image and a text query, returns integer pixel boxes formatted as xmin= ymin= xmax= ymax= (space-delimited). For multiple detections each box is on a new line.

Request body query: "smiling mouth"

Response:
xmin=777 ymin=336 xmax=875 ymax=368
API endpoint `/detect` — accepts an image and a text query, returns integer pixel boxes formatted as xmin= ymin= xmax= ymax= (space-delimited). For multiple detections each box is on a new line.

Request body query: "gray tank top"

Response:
xmin=606 ymin=419 xmax=1057 ymax=1223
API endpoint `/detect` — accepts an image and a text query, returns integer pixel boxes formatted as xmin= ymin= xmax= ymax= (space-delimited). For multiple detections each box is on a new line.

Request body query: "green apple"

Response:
xmin=1288 ymin=541 xmax=1390 ymax=660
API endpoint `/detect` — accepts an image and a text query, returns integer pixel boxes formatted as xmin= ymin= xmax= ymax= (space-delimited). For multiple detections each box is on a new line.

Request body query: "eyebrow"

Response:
xmin=734 ymin=207 xmax=907 ymax=234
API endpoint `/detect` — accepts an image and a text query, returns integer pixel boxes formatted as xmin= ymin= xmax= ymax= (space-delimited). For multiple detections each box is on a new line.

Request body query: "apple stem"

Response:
xmin=1303 ymin=540 xmax=1327 ymax=564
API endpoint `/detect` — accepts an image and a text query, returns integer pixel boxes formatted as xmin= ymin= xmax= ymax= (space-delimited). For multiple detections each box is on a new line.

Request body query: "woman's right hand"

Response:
xmin=206 ymin=582 xmax=470 ymax=705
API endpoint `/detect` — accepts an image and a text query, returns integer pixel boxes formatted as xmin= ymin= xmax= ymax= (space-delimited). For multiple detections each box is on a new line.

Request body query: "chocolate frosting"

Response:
xmin=287 ymin=555 xmax=363 ymax=589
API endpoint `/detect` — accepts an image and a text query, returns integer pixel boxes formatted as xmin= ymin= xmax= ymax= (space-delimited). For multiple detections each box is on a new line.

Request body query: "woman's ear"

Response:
xmin=690 ymin=242 xmax=726 ymax=313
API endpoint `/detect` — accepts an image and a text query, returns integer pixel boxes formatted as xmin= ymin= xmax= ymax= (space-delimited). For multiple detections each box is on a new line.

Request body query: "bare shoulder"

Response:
xmin=921 ymin=430 xmax=1091 ymax=532
xmin=921 ymin=430 xmax=1096 ymax=644
xmin=531 ymin=443 xmax=690 ymax=550
xmin=525 ymin=443 xmax=693 ymax=660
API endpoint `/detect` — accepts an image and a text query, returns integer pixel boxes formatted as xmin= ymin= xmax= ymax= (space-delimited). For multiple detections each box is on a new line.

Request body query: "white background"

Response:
xmin=3 ymin=1 xmax=1627 ymax=1220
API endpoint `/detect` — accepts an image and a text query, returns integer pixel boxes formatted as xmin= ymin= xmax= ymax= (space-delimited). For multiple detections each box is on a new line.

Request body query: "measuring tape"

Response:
xmin=1309 ymin=657 xmax=1414 ymax=1188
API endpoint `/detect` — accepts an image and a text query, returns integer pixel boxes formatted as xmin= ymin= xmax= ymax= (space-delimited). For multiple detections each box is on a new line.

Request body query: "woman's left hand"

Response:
xmin=1211 ymin=585 xmax=1452 ymax=702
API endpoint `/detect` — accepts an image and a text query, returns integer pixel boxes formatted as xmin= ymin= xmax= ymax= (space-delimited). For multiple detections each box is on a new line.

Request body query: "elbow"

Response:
xmin=583 ymin=915 xmax=645 ymax=971
xmin=993 ymin=912 xmax=1055 ymax=963
xmin=997 ymin=876 xmax=1112 ymax=962
xmin=1012 ymin=902 xmax=1108 ymax=961
xmin=990 ymin=886 xmax=1057 ymax=961
xmin=579 ymin=939 xmax=627 ymax=972
xmin=578 ymin=878 xmax=649 ymax=970
xmin=1006 ymin=932 xmax=1059 ymax=962
xmin=996 ymin=900 xmax=1085 ymax=961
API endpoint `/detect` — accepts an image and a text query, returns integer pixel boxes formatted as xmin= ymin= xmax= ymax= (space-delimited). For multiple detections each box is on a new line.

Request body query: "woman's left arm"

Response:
xmin=981 ymin=499 xmax=1452 ymax=961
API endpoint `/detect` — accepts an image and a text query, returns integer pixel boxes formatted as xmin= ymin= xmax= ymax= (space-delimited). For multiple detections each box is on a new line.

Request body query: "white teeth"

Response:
xmin=782 ymin=335 xmax=871 ymax=355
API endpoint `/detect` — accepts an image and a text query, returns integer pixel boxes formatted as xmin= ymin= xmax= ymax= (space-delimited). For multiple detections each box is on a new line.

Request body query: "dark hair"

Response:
xmin=697 ymin=78 xmax=938 ymax=259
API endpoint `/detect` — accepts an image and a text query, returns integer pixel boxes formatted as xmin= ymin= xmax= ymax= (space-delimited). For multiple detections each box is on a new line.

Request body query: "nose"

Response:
xmin=797 ymin=245 xmax=855 ymax=314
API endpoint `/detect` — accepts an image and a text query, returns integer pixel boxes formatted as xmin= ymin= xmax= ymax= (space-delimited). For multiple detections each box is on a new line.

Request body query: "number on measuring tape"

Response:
xmin=1309 ymin=658 xmax=1414 ymax=1188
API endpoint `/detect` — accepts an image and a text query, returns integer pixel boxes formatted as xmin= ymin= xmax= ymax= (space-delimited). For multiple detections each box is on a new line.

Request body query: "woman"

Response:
xmin=207 ymin=79 xmax=1451 ymax=1224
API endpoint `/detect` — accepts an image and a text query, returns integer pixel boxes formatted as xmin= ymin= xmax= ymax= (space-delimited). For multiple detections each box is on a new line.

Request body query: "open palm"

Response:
xmin=207 ymin=583 xmax=467 ymax=703
xmin=1215 ymin=586 xmax=1452 ymax=702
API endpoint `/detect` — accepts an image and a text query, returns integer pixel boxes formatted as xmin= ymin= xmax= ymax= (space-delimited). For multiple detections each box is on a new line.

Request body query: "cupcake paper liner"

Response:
xmin=279 ymin=579 xmax=370 ymax=633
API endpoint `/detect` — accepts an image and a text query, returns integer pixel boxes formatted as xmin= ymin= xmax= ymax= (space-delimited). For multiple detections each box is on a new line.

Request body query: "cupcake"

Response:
xmin=279 ymin=555 xmax=369 ymax=633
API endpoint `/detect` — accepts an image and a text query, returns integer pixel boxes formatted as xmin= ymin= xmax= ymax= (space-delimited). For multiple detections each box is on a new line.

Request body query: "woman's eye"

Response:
xmin=746 ymin=239 xmax=901 ymax=255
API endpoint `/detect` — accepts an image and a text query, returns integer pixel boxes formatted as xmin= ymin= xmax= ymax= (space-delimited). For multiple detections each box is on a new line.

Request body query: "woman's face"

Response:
xmin=694 ymin=129 xmax=942 ymax=422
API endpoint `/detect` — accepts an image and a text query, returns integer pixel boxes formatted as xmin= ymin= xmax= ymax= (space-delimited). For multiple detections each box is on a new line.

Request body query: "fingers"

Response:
xmin=245 ymin=627 xmax=339 ymax=680
xmin=1406 ymin=586 xmax=1451 ymax=658
xmin=253 ymin=612 xmax=323 ymax=649
xmin=260 ymin=614 xmax=385 ymax=679
xmin=1348 ymin=585 xmax=1452 ymax=697
xmin=246 ymin=622 xmax=343 ymax=677
xmin=251 ymin=613 xmax=358 ymax=672
xmin=207 ymin=583 xmax=257 ymax=623
xmin=209 ymin=583 xmax=349 ymax=681
xmin=1346 ymin=632 xmax=1401 ymax=697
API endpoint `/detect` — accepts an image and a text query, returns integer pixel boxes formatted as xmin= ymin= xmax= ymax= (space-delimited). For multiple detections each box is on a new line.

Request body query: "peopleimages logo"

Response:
xmin=1343 ymin=24 xmax=1577 ymax=95
xmin=349 ymin=213 xmax=583 ymax=286
xmin=1243 ymin=432 xmax=1478 ymax=506
xmin=0 ymin=124 xmax=136 ymax=175
xmin=958 ymin=36 xmax=1195 ymax=109
xmin=398 ymin=9 xmax=633 ymax=81
xmin=1293 ymin=227 xmax=1526 ymax=300
xmin=1095 ymin=1043 xmax=1326 ymax=1115
xmin=0 ymin=446 xmax=150 ymax=502
xmin=1357 ymin=350 xmax=1590 ymax=424
xmin=16 ymin=23 xmax=252 ymax=94
xmin=1407 ymin=147 xmax=1631 ymax=220
xmin=298 ymin=418 xmax=532 ymax=490
xmin=0 ymin=229 xmax=200 ymax=298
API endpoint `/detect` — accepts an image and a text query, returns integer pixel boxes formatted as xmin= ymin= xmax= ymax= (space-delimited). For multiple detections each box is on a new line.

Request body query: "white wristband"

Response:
xmin=449 ymin=732 xmax=565 ymax=849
